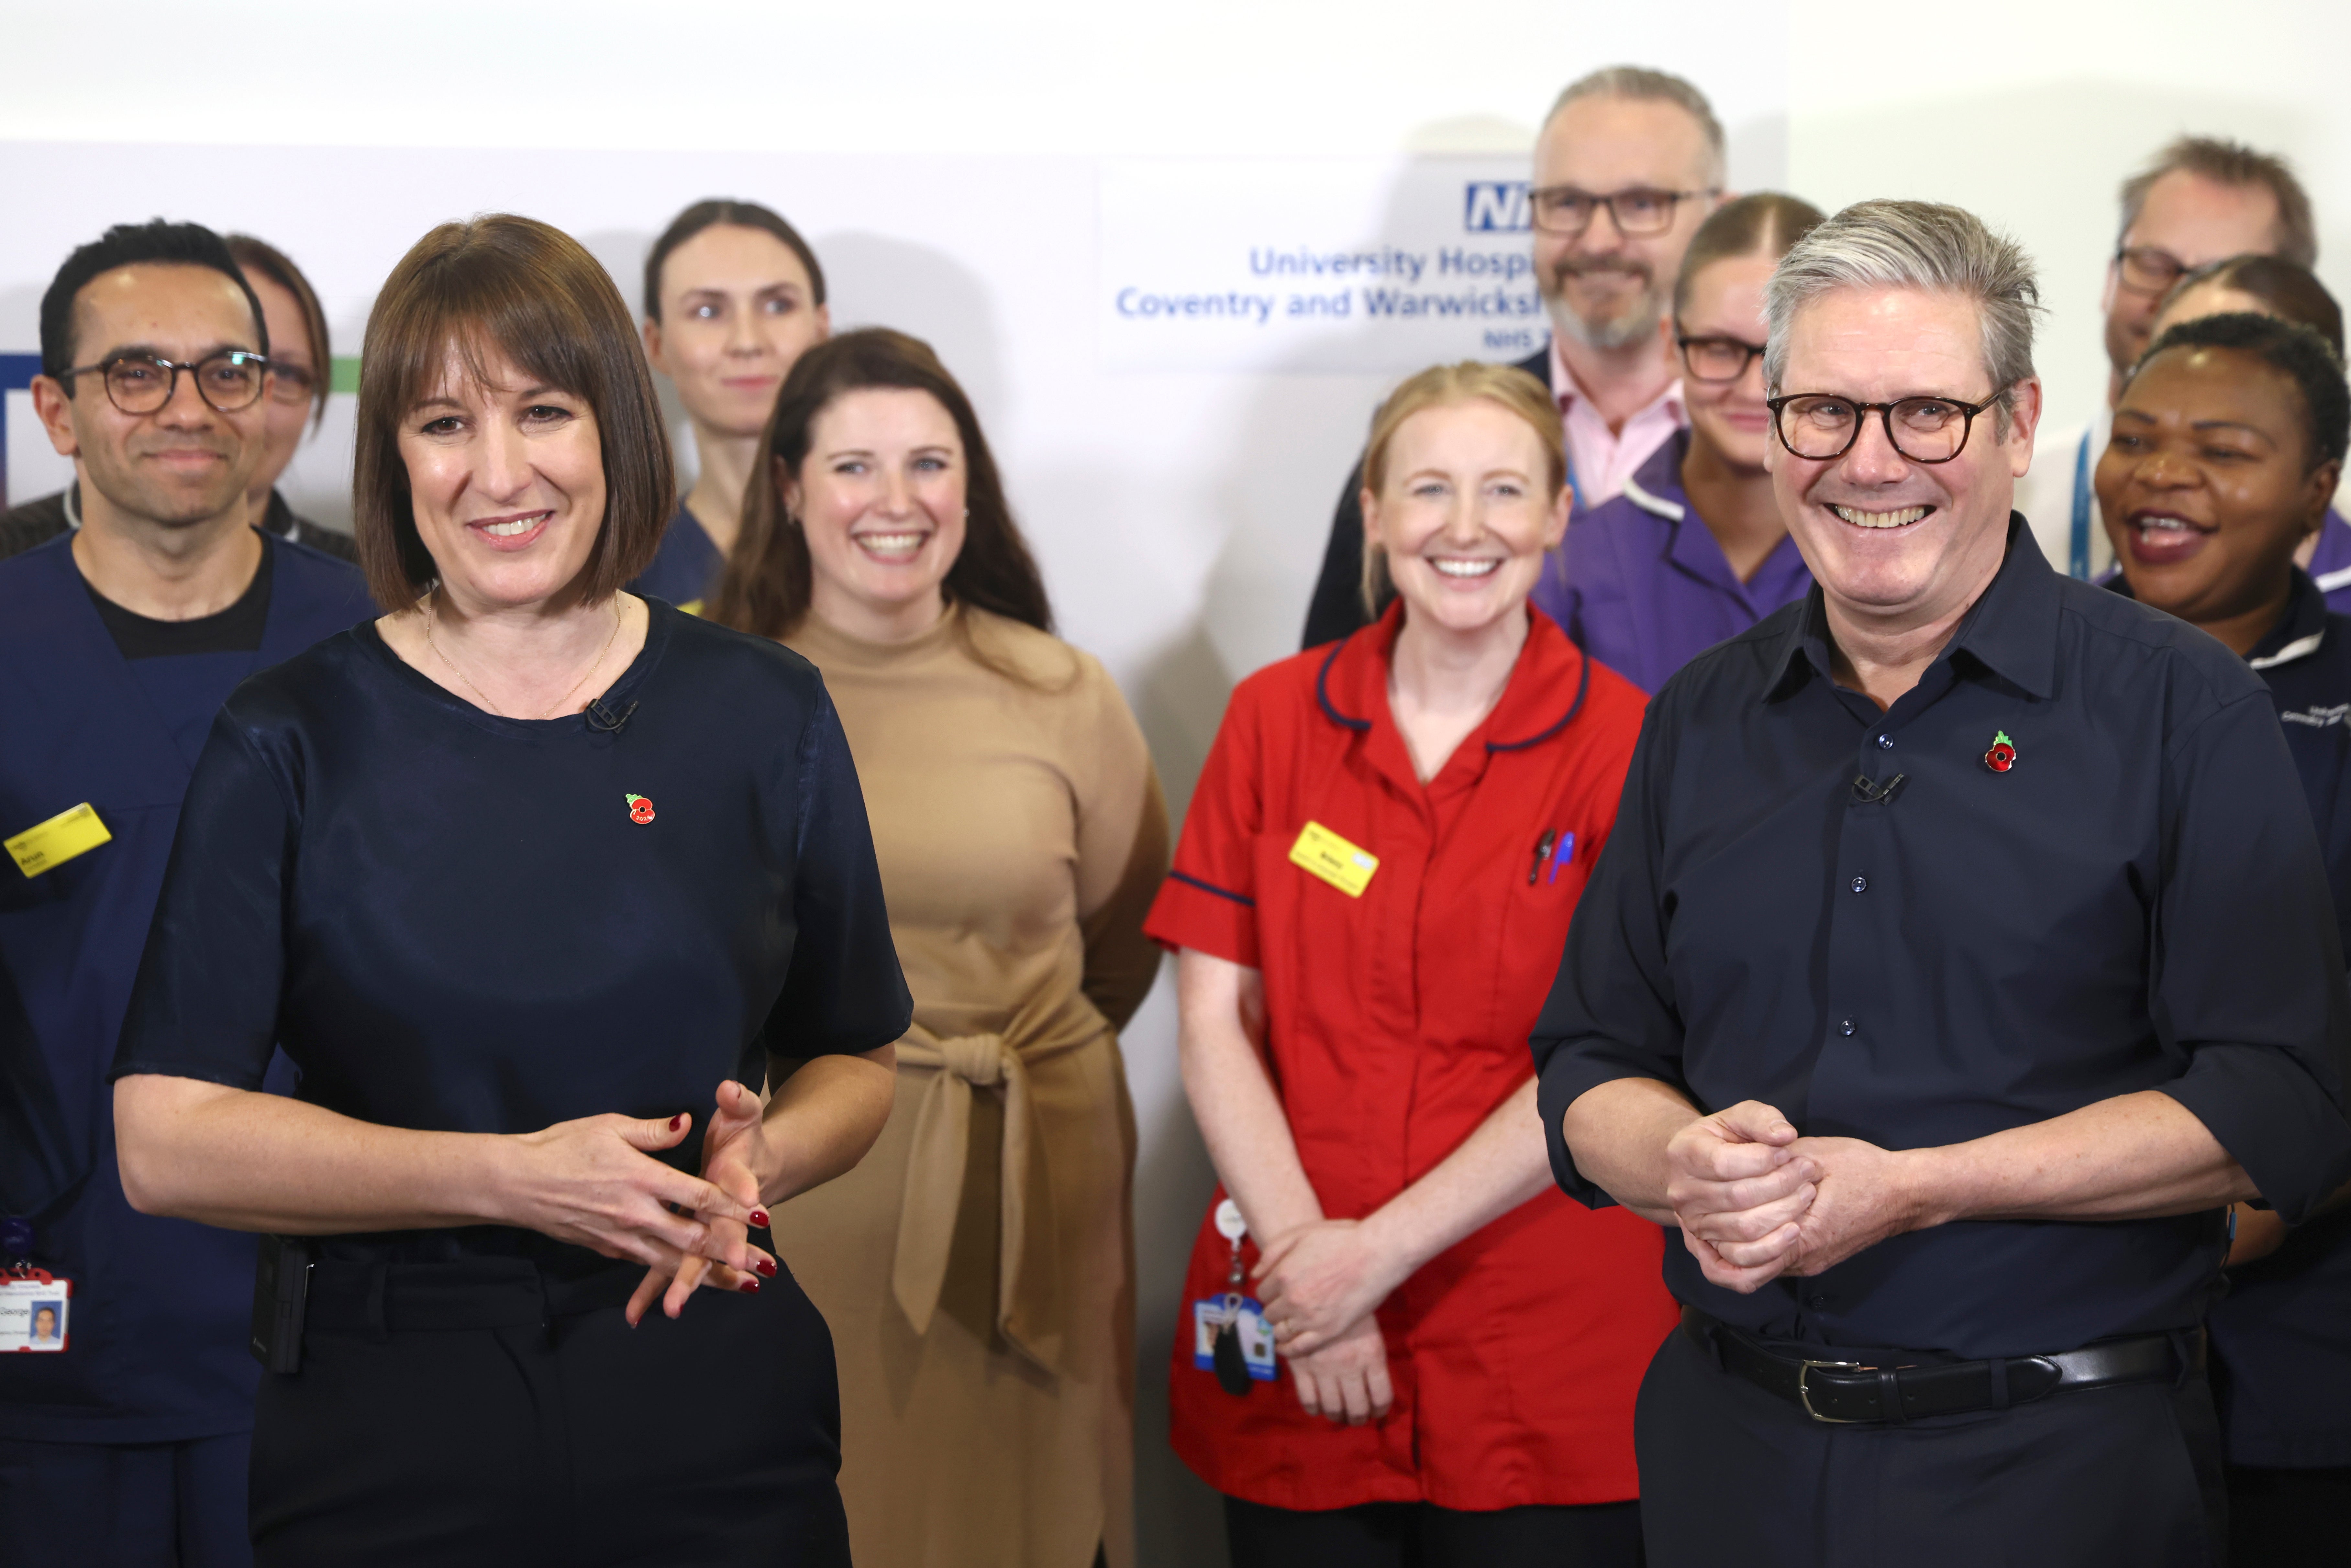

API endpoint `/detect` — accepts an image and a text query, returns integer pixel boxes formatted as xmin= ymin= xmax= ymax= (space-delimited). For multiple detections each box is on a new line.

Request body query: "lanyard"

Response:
xmin=2068 ymin=432 xmax=2093 ymax=580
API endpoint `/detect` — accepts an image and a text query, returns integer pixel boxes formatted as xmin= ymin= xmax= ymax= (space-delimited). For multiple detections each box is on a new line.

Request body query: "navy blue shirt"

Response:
xmin=1533 ymin=521 xmax=2351 ymax=1360
xmin=0 ymin=531 xmax=371 ymax=1442
xmin=630 ymin=502 xmax=724 ymax=613
xmin=112 ymin=601 xmax=912 ymax=1275
xmin=2165 ymin=568 xmax=2351 ymax=1468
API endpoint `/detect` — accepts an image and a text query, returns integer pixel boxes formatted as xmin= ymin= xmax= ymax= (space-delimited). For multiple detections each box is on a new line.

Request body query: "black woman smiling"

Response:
xmin=2097 ymin=310 xmax=2351 ymax=1566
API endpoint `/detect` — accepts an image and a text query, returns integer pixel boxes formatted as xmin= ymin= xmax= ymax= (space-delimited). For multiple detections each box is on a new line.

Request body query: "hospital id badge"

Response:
xmin=6 ymin=802 xmax=112 ymax=878
xmin=0 ymin=1272 xmax=72 ymax=1352
xmin=1289 ymin=820 xmax=1377 ymax=897
xmin=1192 ymin=1294 xmax=1276 ymax=1386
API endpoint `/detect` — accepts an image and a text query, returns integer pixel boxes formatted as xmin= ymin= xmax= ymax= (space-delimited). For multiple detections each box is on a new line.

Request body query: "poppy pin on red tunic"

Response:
xmin=1984 ymin=731 xmax=2016 ymax=773
xmin=625 ymin=793 xmax=655 ymax=824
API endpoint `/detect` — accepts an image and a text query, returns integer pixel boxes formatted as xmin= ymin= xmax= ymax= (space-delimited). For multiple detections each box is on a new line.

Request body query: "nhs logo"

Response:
xmin=1463 ymin=181 xmax=1531 ymax=232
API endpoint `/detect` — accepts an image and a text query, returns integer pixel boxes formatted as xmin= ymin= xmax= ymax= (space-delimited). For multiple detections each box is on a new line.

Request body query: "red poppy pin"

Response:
xmin=1984 ymin=731 xmax=2016 ymax=773
xmin=625 ymin=793 xmax=656 ymax=825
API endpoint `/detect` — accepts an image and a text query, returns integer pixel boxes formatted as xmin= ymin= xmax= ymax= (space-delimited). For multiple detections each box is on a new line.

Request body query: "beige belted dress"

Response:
xmin=774 ymin=604 xmax=1168 ymax=1568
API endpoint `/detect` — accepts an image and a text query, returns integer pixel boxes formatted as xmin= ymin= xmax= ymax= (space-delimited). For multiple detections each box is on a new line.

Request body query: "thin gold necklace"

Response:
xmin=424 ymin=591 xmax=623 ymax=720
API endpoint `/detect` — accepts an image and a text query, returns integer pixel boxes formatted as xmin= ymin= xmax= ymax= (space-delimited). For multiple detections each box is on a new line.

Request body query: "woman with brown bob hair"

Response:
xmin=717 ymin=328 xmax=1169 ymax=1568
xmin=111 ymin=214 xmax=911 ymax=1566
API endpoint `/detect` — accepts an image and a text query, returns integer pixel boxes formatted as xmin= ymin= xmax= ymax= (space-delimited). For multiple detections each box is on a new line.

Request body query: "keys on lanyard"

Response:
xmin=1192 ymin=1199 xmax=1275 ymax=1396
xmin=1 ymin=1218 xmax=71 ymax=1353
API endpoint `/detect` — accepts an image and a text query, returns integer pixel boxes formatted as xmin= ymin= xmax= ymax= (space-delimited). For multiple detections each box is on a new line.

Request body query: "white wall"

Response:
xmin=4 ymin=5 xmax=2344 ymax=1563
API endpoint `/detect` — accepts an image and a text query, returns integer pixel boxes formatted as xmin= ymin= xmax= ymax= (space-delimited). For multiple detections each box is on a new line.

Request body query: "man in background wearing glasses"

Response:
xmin=1300 ymin=65 xmax=1726 ymax=646
xmin=1534 ymin=199 xmax=2351 ymax=1565
xmin=0 ymin=220 xmax=371 ymax=1565
xmin=2016 ymin=136 xmax=2316 ymax=582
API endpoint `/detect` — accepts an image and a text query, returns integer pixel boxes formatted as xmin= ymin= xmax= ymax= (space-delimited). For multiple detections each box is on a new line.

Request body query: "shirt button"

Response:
xmin=1840 ymin=1018 xmax=1856 ymax=1036
xmin=1877 ymin=734 xmax=1894 ymax=750
xmin=1851 ymin=875 xmax=1868 ymax=893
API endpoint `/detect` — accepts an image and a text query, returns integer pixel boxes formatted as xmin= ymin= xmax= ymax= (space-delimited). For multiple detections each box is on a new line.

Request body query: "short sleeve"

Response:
xmin=1143 ymin=677 xmax=1267 ymax=969
xmin=111 ymin=717 xmax=294 ymax=1091
xmin=2151 ymin=689 xmax=2351 ymax=1223
xmin=1530 ymin=693 xmax=1688 ymax=1207
xmin=763 ymin=684 xmax=913 ymax=1058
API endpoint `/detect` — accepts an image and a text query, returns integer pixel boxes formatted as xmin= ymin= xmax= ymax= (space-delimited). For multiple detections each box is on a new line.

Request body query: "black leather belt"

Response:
xmin=1682 ymin=1306 xmax=2201 ymax=1425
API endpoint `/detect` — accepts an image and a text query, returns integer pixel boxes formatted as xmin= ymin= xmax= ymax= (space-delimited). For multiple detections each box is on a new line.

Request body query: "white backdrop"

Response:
xmin=6 ymin=3 xmax=2348 ymax=1562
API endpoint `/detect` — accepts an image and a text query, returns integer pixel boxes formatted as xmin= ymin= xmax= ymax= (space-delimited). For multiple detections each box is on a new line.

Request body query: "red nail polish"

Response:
xmin=668 ymin=1114 xmax=683 ymax=1132
xmin=749 ymin=1209 xmax=771 ymax=1229
xmin=738 ymin=1278 xmax=760 ymax=1294
xmin=754 ymin=1254 xmax=777 ymax=1278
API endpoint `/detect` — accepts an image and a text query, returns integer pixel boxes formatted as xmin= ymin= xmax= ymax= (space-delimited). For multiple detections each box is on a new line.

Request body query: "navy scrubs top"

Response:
xmin=111 ymin=600 xmax=911 ymax=1275
xmin=629 ymin=502 xmax=724 ymax=614
xmin=0 ymin=531 xmax=371 ymax=1443
xmin=2184 ymin=569 xmax=2351 ymax=1469
xmin=1533 ymin=521 xmax=2351 ymax=1361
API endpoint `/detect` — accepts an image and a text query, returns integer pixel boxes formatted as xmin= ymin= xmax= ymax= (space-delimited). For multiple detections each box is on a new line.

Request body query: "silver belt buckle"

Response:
xmin=1797 ymin=1358 xmax=1867 ymax=1423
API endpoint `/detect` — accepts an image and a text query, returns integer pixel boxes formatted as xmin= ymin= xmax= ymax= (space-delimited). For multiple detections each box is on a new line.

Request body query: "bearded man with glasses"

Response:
xmin=1533 ymin=199 xmax=2351 ymax=1567
xmin=0 ymin=219 xmax=371 ymax=1565
xmin=1300 ymin=65 xmax=1727 ymax=647
xmin=2015 ymin=135 xmax=2317 ymax=584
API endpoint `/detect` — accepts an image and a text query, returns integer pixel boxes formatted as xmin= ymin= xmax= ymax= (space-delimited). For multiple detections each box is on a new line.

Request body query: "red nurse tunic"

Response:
xmin=1145 ymin=602 xmax=1678 ymax=1512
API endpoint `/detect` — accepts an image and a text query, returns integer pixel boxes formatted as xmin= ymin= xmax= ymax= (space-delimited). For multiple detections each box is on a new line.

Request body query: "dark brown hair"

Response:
xmin=2161 ymin=253 xmax=2343 ymax=357
xmin=353 ymin=215 xmax=674 ymax=613
xmin=225 ymin=233 xmax=332 ymax=430
xmin=2118 ymin=136 xmax=2317 ymax=269
xmin=644 ymin=199 xmax=827 ymax=320
xmin=1672 ymin=192 xmax=1827 ymax=319
xmin=710 ymin=327 xmax=1052 ymax=642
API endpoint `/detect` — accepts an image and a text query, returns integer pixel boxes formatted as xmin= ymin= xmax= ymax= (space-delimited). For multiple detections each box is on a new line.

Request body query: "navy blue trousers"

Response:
xmin=0 ymin=1432 xmax=252 ymax=1568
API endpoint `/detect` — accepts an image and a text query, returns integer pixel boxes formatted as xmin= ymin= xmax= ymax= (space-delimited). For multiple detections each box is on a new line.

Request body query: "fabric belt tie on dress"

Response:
xmin=890 ymin=992 xmax=1103 ymax=1376
xmin=1682 ymin=1306 xmax=2201 ymax=1424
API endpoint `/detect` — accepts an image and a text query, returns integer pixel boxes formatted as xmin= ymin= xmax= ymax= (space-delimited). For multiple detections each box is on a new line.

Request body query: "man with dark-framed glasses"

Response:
xmin=2017 ymin=135 xmax=2316 ymax=583
xmin=1300 ymin=64 xmax=1727 ymax=647
xmin=0 ymin=219 xmax=370 ymax=1564
xmin=1534 ymin=199 xmax=2351 ymax=1565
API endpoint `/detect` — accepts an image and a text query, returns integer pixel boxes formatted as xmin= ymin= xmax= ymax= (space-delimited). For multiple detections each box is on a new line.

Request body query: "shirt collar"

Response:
xmin=2102 ymin=563 xmax=2330 ymax=672
xmin=1764 ymin=514 xmax=2058 ymax=703
xmin=1619 ymin=429 xmax=1690 ymax=521
xmin=1316 ymin=596 xmax=1593 ymax=751
xmin=1547 ymin=337 xmax=1685 ymax=428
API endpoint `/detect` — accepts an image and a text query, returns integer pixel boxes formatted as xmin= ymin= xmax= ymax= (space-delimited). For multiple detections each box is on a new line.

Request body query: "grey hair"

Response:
xmin=1547 ymin=66 xmax=1726 ymax=187
xmin=1764 ymin=199 xmax=2041 ymax=434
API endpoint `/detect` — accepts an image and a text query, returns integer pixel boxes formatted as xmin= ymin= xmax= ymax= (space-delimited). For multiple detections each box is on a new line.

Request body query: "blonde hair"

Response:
xmin=1358 ymin=362 xmax=1564 ymax=614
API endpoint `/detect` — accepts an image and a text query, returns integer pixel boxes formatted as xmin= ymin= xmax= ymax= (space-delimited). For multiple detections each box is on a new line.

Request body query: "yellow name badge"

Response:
xmin=1289 ymin=820 xmax=1379 ymax=898
xmin=6 ymin=803 xmax=114 ymax=879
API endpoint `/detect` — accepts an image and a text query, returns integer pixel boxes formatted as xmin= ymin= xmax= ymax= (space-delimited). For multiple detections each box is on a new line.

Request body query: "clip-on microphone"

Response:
xmin=1849 ymin=772 xmax=1907 ymax=805
xmin=585 ymin=699 xmax=638 ymax=734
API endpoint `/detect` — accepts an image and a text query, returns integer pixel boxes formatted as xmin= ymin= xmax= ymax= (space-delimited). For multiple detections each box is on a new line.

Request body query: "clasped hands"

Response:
xmin=505 ymin=1077 xmax=779 ymax=1325
xmin=1250 ymin=1216 xmax=1416 ymax=1428
xmin=1667 ymin=1100 xmax=1930 ymax=1293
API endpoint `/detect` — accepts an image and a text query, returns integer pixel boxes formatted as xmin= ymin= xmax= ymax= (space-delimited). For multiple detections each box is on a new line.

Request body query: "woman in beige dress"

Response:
xmin=711 ymin=327 xmax=1168 ymax=1568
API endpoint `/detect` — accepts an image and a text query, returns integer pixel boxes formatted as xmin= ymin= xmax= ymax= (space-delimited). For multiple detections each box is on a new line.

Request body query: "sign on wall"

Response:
xmin=1098 ymin=157 xmax=1546 ymax=374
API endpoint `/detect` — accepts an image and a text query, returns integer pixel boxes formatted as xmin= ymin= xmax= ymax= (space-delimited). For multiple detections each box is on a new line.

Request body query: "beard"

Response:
xmin=1544 ymin=255 xmax=1666 ymax=351
xmin=77 ymin=431 xmax=252 ymax=529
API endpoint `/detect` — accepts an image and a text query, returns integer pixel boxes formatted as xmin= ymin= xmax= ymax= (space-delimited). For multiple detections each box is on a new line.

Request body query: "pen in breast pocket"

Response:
xmin=1547 ymin=832 xmax=1575 ymax=885
xmin=1528 ymin=830 xmax=1554 ymax=886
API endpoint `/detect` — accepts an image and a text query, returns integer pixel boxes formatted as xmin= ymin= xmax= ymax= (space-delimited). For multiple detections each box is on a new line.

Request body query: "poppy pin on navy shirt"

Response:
xmin=626 ymin=793 xmax=656 ymax=825
xmin=1984 ymin=730 xmax=2016 ymax=773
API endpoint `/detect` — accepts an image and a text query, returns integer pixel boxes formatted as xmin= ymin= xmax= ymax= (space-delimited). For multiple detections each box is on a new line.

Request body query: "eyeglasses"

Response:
xmin=1530 ymin=186 xmax=1719 ymax=237
xmin=265 ymin=362 xmax=317 ymax=407
xmin=58 ymin=350 xmax=270 ymax=415
xmin=1677 ymin=334 xmax=1765 ymax=383
xmin=1766 ymin=390 xmax=2008 ymax=464
xmin=2114 ymin=245 xmax=2191 ymax=295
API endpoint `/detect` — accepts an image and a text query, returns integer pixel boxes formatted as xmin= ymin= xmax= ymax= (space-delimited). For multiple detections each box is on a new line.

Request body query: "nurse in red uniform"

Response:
xmin=1147 ymin=361 xmax=1678 ymax=1568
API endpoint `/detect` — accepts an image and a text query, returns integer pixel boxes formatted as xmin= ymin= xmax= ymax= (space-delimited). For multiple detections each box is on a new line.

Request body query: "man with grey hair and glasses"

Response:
xmin=1530 ymin=198 xmax=2351 ymax=1564
xmin=1300 ymin=65 xmax=1726 ymax=645
xmin=2018 ymin=135 xmax=2319 ymax=582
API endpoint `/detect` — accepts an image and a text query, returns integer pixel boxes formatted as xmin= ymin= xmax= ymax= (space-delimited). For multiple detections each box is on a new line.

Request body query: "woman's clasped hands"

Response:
xmin=497 ymin=1078 xmax=781 ymax=1325
xmin=1251 ymin=1216 xmax=1416 ymax=1428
